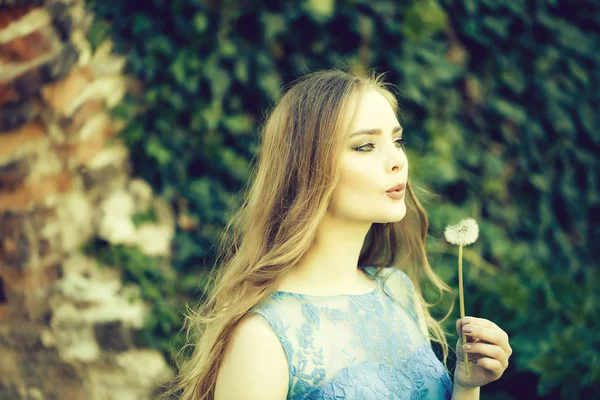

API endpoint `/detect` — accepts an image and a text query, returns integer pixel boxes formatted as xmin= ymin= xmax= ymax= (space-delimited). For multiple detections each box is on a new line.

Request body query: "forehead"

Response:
xmin=344 ymin=90 xmax=399 ymax=135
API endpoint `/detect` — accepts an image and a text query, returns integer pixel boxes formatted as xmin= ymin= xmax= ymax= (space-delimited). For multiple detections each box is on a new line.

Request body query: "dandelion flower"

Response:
xmin=444 ymin=217 xmax=480 ymax=377
xmin=444 ymin=218 xmax=479 ymax=246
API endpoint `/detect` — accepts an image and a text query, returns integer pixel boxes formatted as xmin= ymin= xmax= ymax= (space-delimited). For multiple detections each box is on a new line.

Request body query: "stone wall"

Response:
xmin=0 ymin=1 xmax=174 ymax=399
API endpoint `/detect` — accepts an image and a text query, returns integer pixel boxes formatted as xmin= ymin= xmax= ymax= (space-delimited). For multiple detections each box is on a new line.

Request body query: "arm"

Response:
xmin=451 ymin=381 xmax=480 ymax=400
xmin=215 ymin=314 xmax=289 ymax=399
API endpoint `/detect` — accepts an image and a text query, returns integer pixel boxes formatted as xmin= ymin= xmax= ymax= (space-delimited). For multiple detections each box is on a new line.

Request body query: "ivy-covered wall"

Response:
xmin=87 ymin=0 xmax=599 ymax=398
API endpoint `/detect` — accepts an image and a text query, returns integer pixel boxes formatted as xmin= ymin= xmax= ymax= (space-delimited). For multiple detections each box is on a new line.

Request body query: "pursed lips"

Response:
xmin=386 ymin=183 xmax=405 ymax=192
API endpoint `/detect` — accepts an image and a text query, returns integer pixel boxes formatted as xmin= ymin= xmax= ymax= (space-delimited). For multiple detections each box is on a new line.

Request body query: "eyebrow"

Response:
xmin=349 ymin=126 xmax=403 ymax=139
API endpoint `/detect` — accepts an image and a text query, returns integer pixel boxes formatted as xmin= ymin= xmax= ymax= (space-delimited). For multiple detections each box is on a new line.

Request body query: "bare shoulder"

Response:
xmin=214 ymin=313 xmax=289 ymax=399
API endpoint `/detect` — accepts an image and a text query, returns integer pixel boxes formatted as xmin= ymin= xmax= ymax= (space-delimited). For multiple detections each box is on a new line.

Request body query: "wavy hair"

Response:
xmin=162 ymin=69 xmax=455 ymax=399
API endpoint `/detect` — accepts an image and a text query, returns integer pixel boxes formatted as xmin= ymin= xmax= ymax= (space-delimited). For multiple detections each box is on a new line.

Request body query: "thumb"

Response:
xmin=456 ymin=318 xmax=463 ymax=339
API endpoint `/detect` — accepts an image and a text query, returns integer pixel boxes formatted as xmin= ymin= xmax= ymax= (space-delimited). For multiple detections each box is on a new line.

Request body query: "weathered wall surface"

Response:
xmin=0 ymin=2 xmax=174 ymax=399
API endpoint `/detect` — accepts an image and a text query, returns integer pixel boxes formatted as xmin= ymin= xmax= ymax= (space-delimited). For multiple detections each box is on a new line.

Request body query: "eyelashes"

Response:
xmin=353 ymin=138 xmax=406 ymax=152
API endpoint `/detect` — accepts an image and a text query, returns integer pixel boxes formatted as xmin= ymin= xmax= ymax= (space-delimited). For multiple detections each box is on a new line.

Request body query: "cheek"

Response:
xmin=339 ymin=170 xmax=373 ymax=194
xmin=331 ymin=161 xmax=379 ymax=206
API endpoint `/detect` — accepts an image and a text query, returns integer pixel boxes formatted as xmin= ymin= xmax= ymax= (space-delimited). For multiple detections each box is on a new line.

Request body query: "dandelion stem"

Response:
xmin=458 ymin=244 xmax=471 ymax=377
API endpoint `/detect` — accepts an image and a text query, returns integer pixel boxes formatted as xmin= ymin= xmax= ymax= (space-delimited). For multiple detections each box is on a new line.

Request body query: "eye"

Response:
xmin=354 ymin=142 xmax=375 ymax=152
xmin=353 ymin=138 xmax=405 ymax=152
xmin=394 ymin=138 xmax=405 ymax=148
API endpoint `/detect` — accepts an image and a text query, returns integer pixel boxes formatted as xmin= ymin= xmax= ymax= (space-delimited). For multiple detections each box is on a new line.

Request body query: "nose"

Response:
xmin=385 ymin=142 xmax=406 ymax=173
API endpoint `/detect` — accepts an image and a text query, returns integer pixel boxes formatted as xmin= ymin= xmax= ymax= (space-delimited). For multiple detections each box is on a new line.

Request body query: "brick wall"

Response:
xmin=0 ymin=1 xmax=174 ymax=399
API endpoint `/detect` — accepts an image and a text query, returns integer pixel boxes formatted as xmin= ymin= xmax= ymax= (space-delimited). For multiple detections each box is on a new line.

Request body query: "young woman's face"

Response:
xmin=329 ymin=89 xmax=408 ymax=223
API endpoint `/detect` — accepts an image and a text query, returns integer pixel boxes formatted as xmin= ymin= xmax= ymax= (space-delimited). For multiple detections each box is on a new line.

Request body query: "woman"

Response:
xmin=165 ymin=69 xmax=512 ymax=399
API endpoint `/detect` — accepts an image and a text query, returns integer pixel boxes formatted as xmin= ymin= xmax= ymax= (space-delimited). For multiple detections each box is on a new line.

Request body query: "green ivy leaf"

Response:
xmin=258 ymin=70 xmax=282 ymax=100
xmin=401 ymin=0 xmax=448 ymax=41
xmin=262 ymin=12 xmax=286 ymax=41
xmin=205 ymin=63 xmax=230 ymax=100
xmin=222 ymin=113 xmax=253 ymax=136
xmin=490 ymin=98 xmax=527 ymax=124
xmin=193 ymin=13 xmax=208 ymax=33
xmin=219 ymin=148 xmax=249 ymax=181
xmin=202 ymin=101 xmax=223 ymax=130
xmin=146 ymin=136 xmax=171 ymax=166
xmin=304 ymin=0 xmax=335 ymax=22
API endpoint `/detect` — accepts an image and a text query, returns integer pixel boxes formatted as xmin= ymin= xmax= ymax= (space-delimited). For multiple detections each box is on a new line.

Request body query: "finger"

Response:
xmin=457 ymin=336 xmax=477 ymax=347
xmin=461 ymin=324 xmax=511 ymax=355
xmin=461 ymin=316 xmax=498 ymax=329
xmin=462 ymin=342 xmax=508 ymax=369
xmin=473 ymin=357 xmax=505 ymax=379
xmin=456 ymin=320 xmax=470 ymax=342
xmin=461 ymin=317 xmax=510 ymax=344
xmin=455 ymin=318 xmax=462 ymax=337
xmin=456 ymin=319 xmax=477 ymax=343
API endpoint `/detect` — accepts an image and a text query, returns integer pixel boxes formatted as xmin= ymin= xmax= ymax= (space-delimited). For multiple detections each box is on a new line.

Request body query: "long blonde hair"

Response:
xmin=162 ymin=69 xmax=455 ymax=399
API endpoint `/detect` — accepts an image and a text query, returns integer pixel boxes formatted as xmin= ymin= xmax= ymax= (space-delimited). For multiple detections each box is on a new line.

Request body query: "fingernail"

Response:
xmin=463 ymin=344 xmax=471 ymax=350
xmin=463 ymin=326 xmax=472 ymax=333
xmin=462 ymin=317 xmax=471 ymax=324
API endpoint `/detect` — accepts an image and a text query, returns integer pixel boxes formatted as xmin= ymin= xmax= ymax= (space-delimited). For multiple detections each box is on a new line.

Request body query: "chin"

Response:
xmin=387 ymin=215 xmax=406 ymax=223
xmin=373 ymin=211 xmax=407 ymax=224
xmin=387 ymin=208 xmax=407 ymax=222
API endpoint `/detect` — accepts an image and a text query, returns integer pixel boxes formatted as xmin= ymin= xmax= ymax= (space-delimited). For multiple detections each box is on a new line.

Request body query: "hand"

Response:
xmin=453 ymin=316 xmax=513 ymax=390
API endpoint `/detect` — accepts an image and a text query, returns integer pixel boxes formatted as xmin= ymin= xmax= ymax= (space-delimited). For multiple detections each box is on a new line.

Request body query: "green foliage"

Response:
xmin=82 ymin=239 xmax=185 ymax=360
xmin=88 ymin=0 xmax=599 ymax=397
xmin=131 ymin=207 xmax=158 ymax=228
xmin=401 ymin=0 xmax=449 ymax=41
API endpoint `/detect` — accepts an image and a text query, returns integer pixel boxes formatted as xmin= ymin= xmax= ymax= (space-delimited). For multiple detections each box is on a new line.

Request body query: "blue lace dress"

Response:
xmin=249 ymin=266 xmax=453 ymax=399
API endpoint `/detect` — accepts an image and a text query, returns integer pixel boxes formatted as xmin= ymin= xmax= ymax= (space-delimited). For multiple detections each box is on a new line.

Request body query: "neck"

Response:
xmin=277 ymin=212 xmax=374 ymax=293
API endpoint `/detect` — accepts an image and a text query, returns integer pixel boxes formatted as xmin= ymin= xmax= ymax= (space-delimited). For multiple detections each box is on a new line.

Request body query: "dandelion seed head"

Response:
xmin=444 ymin=218 xmax=479 ymax=246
